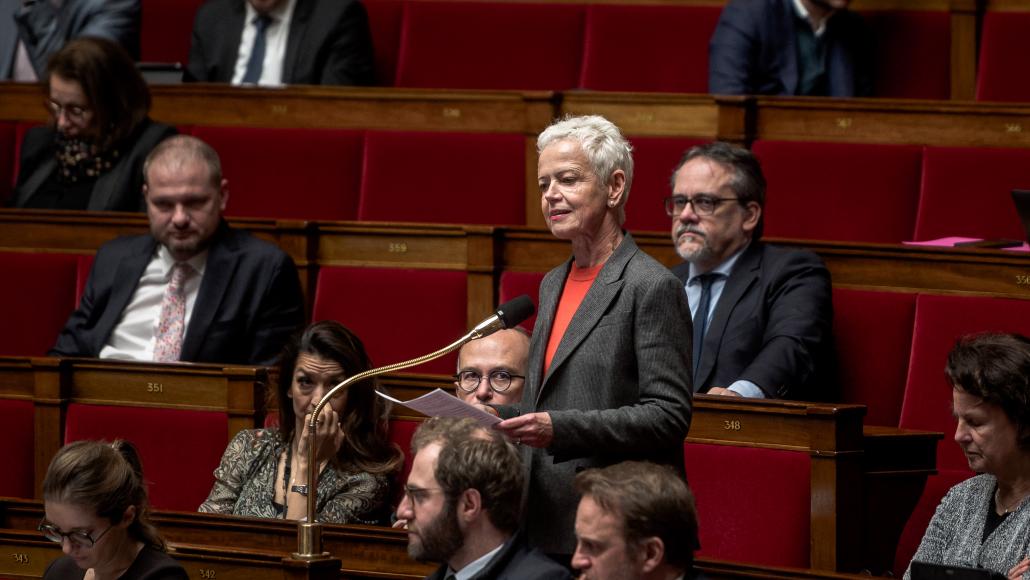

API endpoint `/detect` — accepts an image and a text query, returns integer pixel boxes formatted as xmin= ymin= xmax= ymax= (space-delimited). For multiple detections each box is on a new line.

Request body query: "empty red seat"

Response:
xmin=364 ymin=0 xmax=405 ymax=86
xmin=190 ymin=126 xmax=364 ymax=220
xmin=861 ymin=10 xmax=950 ymax=100
xmin=499 ymin=271 xmax=545 ymax=332
xmin=753 ymin=140 xmax=922 ymax=243
xmin=832 ymin=288 xmax=916 ymax=427
xmin=141 ymin=0 xmax=206 ymax=64
xmin=0 ymin=399 xmax=35 ymax=499
xmin=684 ymin=442 xmax=811 ymax=568
xmin=64 ymin=403 xmax=227 ymax=511
xmin=0 ymin=122 xmax=15 ymax=204
xmin=976 ymin=11 xmax=1030 ymax=102
xmin=579 ymin=5 xmax=721 ymax=93
xmin=394 ymin=2 xmax=584 ymax=90
xmin=312 ymin=266 xmax=468 ymax=375
xmin=915 ymin=146 xmax=1030 ymax=241
xmin=359 ymin=130 xmax=525 ymax=225
xmin=625 ymin=137 xmax=708 ymax=232
xmin=0 ymin=252 xmax=81 ymax=356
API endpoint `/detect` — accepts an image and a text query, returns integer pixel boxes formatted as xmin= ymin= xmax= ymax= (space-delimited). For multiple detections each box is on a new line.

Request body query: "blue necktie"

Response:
xmin=242 ymin=14 xmax=272 ymax=84
xmin=692 ymin=273 xmax=718 ymax=384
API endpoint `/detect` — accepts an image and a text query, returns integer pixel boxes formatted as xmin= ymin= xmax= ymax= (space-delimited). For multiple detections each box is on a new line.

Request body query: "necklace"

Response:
xmin=995 ymin=487 xmax=1027 ymax=515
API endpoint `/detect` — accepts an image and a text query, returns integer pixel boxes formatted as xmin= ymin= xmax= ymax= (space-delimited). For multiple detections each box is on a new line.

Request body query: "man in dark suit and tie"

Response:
xmin=50 ymin=135 xmax=305 ymax=365
xmin=708 ymin=0 xmax=873 ymax=97
xmin=185 ymin=0 xmax=375 ymax=86
xmin=667 ymin=142 xmax=833 ymax=400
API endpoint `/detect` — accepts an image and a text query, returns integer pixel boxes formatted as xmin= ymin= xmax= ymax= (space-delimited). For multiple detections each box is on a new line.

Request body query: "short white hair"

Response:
xmin=537 ymin=115 xmax=634 ymax=203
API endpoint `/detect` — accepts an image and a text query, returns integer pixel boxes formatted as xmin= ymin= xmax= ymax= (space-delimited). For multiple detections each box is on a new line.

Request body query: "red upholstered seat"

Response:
xmin=753 ymin=140 xmax=922 ymax=243
xmin=894 ymin=469 xmax=974 ymax=576
xmin=832 ymin=288 xmax=916 ymax=427
xmin=365 ymin=0 xmax=405 ymax=86
xmin=75 ymin=254 xmax=95 ymax=306
xmin=312 ymin=267 xmax=468 ymax=374
xmin=394 ymin=2 xmax=584 ymax=90
xmin=976 ymin=11 xmax=1030 ymax=102
xmin=0 ymin=122 xmax=15 ymax=204
xmin=64 ymin=403 xmax=227 ymax=512
xmin=684 ymin=442 xmax=811 ymax=568
xmin=579 ymin=5 xmax=721 ymax=93
xmin=861 ymin=10 xmax=950 ymax=100
xmin=899 ymin=294 xmax=1030 ymax=472
xmin=0 ymin=252 xmax=81 ymax=356
xmin=625 ymin=137 xmax=707 ymax=232
xmin=359 ymin=131 xmax=525 ymax=225
xmin=141 ymin=0 xmax=206 ymax=64
xmin=0 ymin=399 xmax=35 ymax=499
xmin=915 ymin=146 xmax=1030 ymax=241
xmin=498 ymin=271 xmax=545 ymax=332
xmin=190 ymin=126 xmax=364 ymax=221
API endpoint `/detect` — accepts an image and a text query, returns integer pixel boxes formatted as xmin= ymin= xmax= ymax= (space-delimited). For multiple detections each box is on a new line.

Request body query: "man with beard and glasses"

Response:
xmin=396 ymin=417 xmax=571 ymax=580
xmin=709 ymin=0 xmax=873 ymax=97
xmin=666 ymin=141 xmax=833 ymax=399
xmin=50 ymin=135 xmax=305 ymax=365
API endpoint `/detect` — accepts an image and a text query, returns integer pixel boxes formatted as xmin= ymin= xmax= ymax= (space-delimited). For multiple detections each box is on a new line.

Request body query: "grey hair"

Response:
xmin=537 ymin=115 xmax=634 ymax=212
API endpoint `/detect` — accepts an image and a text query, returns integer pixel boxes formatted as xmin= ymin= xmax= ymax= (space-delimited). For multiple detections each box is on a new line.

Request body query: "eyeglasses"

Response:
xmin=453 ymin=370 xmax=524 ymax=393
xmin=664 ymin=194 xmax=739 ymax=217
xmin=38 ymin=520 xmax=112 ymax=548
xmin=44 ymin=99 xmax=91 ymax=121
xmin=402 ymin=485 xmax=445 ymax=506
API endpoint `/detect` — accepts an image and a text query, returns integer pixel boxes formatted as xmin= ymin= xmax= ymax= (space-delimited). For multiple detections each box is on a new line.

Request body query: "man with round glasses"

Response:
xmin=666 ymin=141 xmax=834 ymax=400
xmin=453 ymin=328 xmax=530 ymax=406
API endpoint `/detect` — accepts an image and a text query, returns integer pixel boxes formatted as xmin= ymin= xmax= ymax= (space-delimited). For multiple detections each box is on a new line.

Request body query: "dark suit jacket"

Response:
xmin=185 ymin=0 xmax=374 ymax=86
xmin=0 ymin=0 xmax=139 ymax=79
xmin=424 ymin=534 xmax=572 ymax=580
xmin=11 ymin=120 xmax=176 ymax=212
xmin=50 ymin=222 xmax=305 ymax=365
xmin=672 ymin=242 xmax=834 ymax=400
xmin=708 ymin=0 xmax=873 ymax=97
xmin=498 ymin=234 xmax=694 ymax=555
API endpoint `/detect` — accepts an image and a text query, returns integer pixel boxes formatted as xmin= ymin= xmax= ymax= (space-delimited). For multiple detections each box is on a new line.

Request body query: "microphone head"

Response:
xmin=496 ymin=295 xmax=535 ymax=329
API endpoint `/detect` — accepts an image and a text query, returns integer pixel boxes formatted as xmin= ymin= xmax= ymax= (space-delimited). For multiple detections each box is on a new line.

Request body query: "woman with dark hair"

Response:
xmin=200 ymin=320 xmax=403 ymax=523
xmin=40 ymin=439 xmax=187 ymax=580
xmin=906 ymin=332 xmax=1030 ymax=580
xmin=11 ymin=36 xmax=176 ymax=211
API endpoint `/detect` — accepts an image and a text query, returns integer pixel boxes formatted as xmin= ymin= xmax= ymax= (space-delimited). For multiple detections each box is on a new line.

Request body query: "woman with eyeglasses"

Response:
xmin=10 ymin=37 xmax=176 ymax=211
xmin=200 ymin=320 xmax=403 ymax=523
xmin=40 ymin=439 xmax=186 ymax=580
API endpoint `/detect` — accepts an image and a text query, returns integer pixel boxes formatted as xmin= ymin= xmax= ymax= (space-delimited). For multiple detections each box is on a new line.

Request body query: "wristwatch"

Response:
xmin=290 ymin=484 xmax=309 ymax=496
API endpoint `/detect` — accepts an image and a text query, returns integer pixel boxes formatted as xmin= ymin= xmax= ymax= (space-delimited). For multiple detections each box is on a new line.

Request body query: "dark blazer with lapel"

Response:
xmin=708 ymin=0 xmax=873 ymax=97
xmin=424 ymin=534 xmax=572 ymax=580
xmin=50 ymin=222 xmax=306 ymax=365
xmin=10 ymin=120 xmax=177 ymax=212
xmin=0 ymin=0 xmax=139 ymax=79
xmin=185 ymin=0 xmax=374 ymax=86
xmin=499 ymin=233 xmax=694 ymax=555
xmin=672 ymin=242 xmax=834 ymax=400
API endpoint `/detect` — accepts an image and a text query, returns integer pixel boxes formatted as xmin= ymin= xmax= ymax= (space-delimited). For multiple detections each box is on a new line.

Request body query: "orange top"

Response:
xmin=544 ymin=262 xmax=603 ymax=372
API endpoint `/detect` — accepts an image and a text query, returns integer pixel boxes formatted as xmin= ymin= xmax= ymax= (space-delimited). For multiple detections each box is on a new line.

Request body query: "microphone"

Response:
xmin=469 ymin=294 xmax=535 ymax=338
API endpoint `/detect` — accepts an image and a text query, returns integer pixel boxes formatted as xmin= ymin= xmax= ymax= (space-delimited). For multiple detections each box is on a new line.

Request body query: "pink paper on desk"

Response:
xmin=902 ymin=237 xmax=981 ymax=247
xmin=1003 ymin=243 xmax=1030 ymax=252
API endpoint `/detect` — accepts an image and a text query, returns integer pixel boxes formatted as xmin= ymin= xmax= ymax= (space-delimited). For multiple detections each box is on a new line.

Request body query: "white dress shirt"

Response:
xmin=99 ymin=246 xmax=208 ymax=361
xmin=446 ymin=543 xmax=504 ymax=580
xmin=231 ymin=0 xmax=299 ymax=86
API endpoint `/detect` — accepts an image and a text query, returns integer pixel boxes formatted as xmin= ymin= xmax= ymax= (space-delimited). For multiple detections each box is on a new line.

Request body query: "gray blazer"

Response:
xmin=0 ymin=0 xmax=139 ymax=79
xmin=499 ymin=233 xmax=694 ymax=555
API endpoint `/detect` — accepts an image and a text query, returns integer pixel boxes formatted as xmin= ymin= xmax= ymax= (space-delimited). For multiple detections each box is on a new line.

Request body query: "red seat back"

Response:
xmin=625 ymin=137 xmax=707 ymax=232
xmin=359 ymin=131 xmax=525 ymax=225
xmin=190 ymin=126 xmax=364 ymax=220
xmin=976 ymin=11 xmax=1030 ymax=103
xmin=394 ymin=2 xmax=585 ymax=90
xmin=579 ymin=5 xmax=720 ymax=93
xmin=312 ymin=267 xmax=468 ymax=374
xmin=899 ymin=294 xmax=1030 ymax=472
xmin=832 ymin=288 xmax=916 ymax=427
xmin=499 ymin=271 xmax=545 ymax=333
xmin=365 ymin=0 xmax=405 ymax=86
xmin=0 ymin=252 xmax=81 ymax=356
xmin=893 ymin=469 xmax=975 ymax=577
xmin=64 ymin=403 xmax=227 ymax=512
xmin=753 ymin=140 xmax=922 ymax=243
xmin=685 ymin=443 xmax=811 ymax=568
xmin=0 ymin=399 xmax=35 ymax=499
xmin=862 ymin=10 xmax=950 ymax=100
xmin=915 ymin=146 xmax=1030 ymax=241
xmin=141 ymin=0 xmax=206 ymax=64
xmin=0 ymin=122 xmax=15 ymax=204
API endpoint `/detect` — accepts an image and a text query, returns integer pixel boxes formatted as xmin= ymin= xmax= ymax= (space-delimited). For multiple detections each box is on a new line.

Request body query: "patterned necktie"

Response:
xmin=241 ymin=14 xmax=273 ymax=84
xmin=691 ymin=273 xmax=719 ymax=384
xmin=153 ymin=262 xmax=192 ymax=362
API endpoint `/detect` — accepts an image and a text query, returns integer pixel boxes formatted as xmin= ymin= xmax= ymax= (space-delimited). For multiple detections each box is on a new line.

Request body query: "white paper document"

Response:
xmin=376 ymin=388 xmax=501 ymax=428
